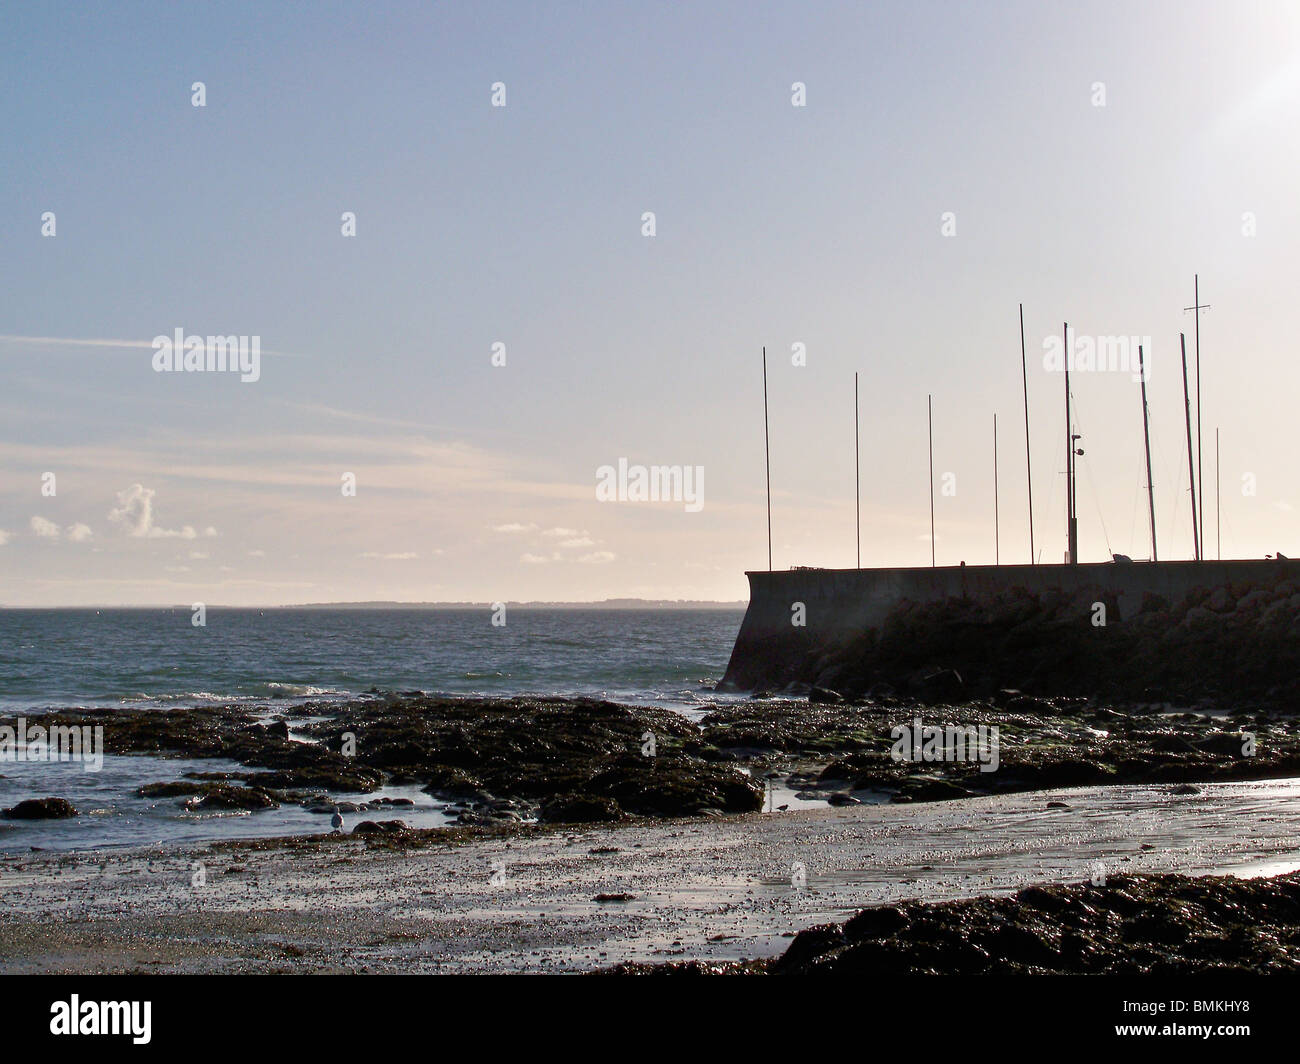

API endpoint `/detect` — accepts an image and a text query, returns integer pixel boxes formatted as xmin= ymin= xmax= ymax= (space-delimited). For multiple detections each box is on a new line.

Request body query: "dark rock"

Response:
xmin=2 ymin=797 xmax=77 ymax=819
xmin=844 ymin=905 xmax=908 ymax=942
xmin=139 ymin=781 xmax=206 ymax=798
xmin=183 ymin=784 xmax=279 ymax=811
xmin=540 ymin=794 xmax=625 ymax=824
xmin=910 ymin=667 xmax=964 ymax=701
xmin=771 ymin=923 xmax=846 ymax=972
xmin=896 ymin=777 xmax=970 ymax=803
xmin=351 ymin=819 xmax=410 ymax=835
xmin=809 ymin=686 xmax=845 ymax=705
xmin=776 ymin=871 xmax=1300 ymax=974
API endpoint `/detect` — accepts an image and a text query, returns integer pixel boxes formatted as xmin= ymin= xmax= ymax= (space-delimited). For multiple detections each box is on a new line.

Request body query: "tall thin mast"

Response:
xmin=1064 ymin=322 xmax=1077 ymax=564
xmin=1185 ymin=276 xmax=1211 ymax=548
xmin=1195 ymin=276 xmax=1203 ymax=549
xmin=1019 ymin=304 xmax=1035 ymax=564
xmin=1180 ymin=333 xmax=1201 ymax=561
xmin=1138 ymin=344 xmax=1157 ymax=561
xmin=928 ymin=394 xmax=936 ymax=568
xmin=994 ymin=413 xmax=1000 ymax=565
xmin=854 ymin=371 xmax=860 ymax=568
xmin=763 ymin=347 xmax=772 ymax=571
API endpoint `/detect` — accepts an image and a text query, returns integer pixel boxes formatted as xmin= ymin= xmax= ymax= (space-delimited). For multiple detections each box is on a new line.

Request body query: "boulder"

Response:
xmin=183 ymin=784 xmax=279 ymax=811
xmin=2 ymin=797 xmax=77 ymax=819
xmin=351 ymin=819 xmax=411 ymax=835
xmin=540 ymin=793 xmax=625 ymax=823
xmin=772 ymin=923 xmax=845 ymax=972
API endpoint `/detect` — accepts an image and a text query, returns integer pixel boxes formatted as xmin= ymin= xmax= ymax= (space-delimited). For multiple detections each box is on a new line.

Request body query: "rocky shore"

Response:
xmin=611 ymin=870 xmax=1300 ymax=974
xmin=4 ymin=779 xmax=1298 ymax=974
xmin=769 ymin=870 xmax=1300 ymax=974
xmin=0 ymin=696 xmax=763 ymax=827
xmin=699 ymin=696 xmax=1300 ymax=804
xmin=4 ymin=690 xmax=1298 ymax=828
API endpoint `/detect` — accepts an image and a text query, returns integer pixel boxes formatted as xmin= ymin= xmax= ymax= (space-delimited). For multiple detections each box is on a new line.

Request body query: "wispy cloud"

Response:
xmin=0 ymin=335 xmax=305 ymax=358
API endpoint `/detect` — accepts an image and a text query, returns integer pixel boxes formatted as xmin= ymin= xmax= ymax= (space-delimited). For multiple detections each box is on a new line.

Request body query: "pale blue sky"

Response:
xmin=2 ymin=0 xmax=1298 ymax=604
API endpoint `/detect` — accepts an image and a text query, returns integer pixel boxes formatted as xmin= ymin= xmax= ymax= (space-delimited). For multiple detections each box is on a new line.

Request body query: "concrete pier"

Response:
xmin=720 ymin=559 xmax=1300 ymax=692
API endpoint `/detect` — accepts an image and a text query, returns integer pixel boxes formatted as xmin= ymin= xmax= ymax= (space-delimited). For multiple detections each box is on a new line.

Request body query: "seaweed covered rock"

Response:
xmin=182 ymin=784 xmax=280 ymax=811
xmin=2 ymin=796 xmax=77 ymax=819
xmin=540 ymin=793 xmax=625 ymax=823
xmin=774 ymin=872 xmax=1300 ymax=974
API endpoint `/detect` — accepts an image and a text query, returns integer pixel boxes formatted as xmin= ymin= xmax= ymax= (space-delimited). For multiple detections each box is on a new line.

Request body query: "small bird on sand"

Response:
xmin=330 ymin=806 xmax=344 ymax=832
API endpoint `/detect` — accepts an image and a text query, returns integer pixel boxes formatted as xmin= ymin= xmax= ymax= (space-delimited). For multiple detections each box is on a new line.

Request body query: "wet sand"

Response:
xmin=3 ymin=777 xmax=1298 ymax=973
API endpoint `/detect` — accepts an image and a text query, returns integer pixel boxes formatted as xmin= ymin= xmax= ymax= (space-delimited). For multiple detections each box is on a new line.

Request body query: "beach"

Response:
xmin=4 ymin=776 xmax=1299 ymax=974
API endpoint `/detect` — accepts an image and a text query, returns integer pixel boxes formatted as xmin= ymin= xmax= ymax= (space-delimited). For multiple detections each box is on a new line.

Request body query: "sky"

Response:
xmin=2 ymin=0 xmax=1299 ymax=605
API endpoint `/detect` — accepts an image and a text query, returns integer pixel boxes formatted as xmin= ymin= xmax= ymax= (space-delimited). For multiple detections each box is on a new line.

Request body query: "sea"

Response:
xmin=0 ymin=607 xmax=745 ymax=714
xmin=0 ymin=607 xmax=747 ymax=851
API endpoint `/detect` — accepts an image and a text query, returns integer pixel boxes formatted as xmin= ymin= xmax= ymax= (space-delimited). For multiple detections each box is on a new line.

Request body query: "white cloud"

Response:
xmin=188 ymin=550 xmax=209 ymax=560
xmin=494 ymin=522 xmax=538 ymax=534
xmin=108 ymin=483 xmax=211 ymax=540
xmin=66 ymin=523 xmax=93 ymax=542
xmin=520 ymin=553 xmax=550 ymax=564
xmin=577 ymin=551 xmax=616 ymax=564
xmin=0 ymin=530 xmax=11 ymax=546
xmin=542 ymin=527 xmax=581 ymax=538
xmin=360 ymin=551 xmax=418 ymax=560
xmin=247 ymin=549 xmax=266 ymax=557
xmin=558 ymin=536 xmax=596 ymax=548
xmin=30 ymin=516 xmax=60 ymax=538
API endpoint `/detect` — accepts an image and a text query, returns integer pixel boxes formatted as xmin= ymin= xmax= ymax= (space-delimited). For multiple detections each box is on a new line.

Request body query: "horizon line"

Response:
xmin=0 ymin=598 xmax=749 ymax=610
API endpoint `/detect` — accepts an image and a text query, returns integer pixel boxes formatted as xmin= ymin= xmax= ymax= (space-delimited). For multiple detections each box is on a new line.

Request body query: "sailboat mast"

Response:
xmin=763 ymin=347 xmax=772 ymax=571
xmin=1064 ymin=322 xmax=1077 ymax=564
xmin=928 ymin=394 xmax=936 ymax=568
xmin=994 ymin=413 xmax=1000 ymax=565
xmin=1195 ymin=275 xmax=1204 ymax=551
xmin=1019 ymin=304 xmax=1034 ymax=564
xmin=854 ymin=371 xmax=860 ymax=569
xmin=1180 ymin=334 xmax=1201 ymax=561
xmin=1139 ymin=344 xmax=1157 ymax=561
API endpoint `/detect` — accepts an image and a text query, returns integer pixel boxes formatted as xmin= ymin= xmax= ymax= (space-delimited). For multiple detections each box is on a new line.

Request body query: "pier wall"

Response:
xmin=720 ymin=559 xmax=1300 ymax=691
